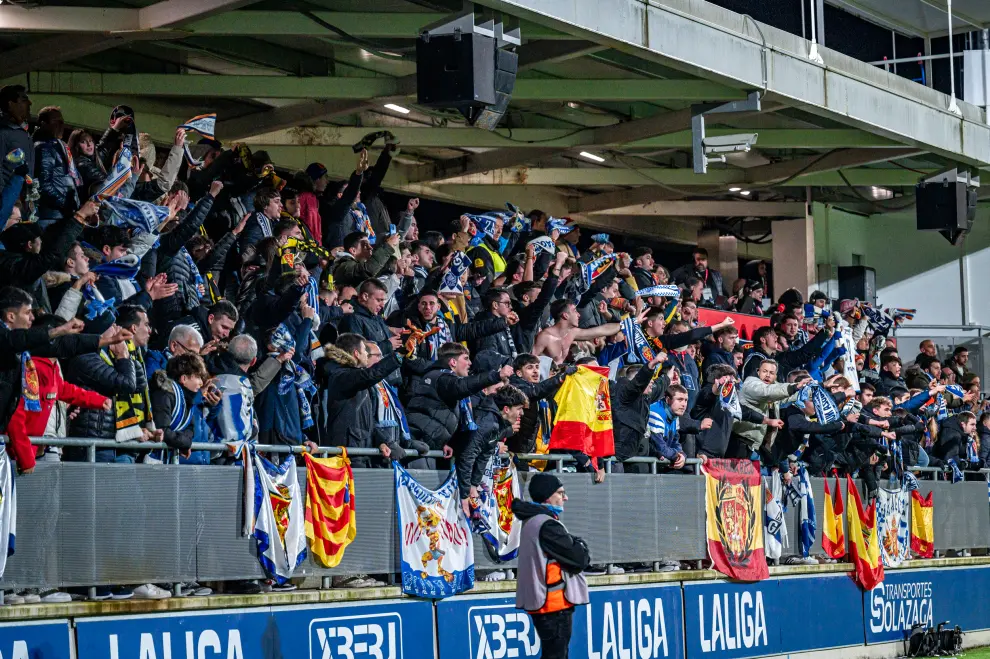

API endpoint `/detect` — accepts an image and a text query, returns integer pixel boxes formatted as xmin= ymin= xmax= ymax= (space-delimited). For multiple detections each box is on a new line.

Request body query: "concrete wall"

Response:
xmin=811 ymin=202 xmax=990 ymax=327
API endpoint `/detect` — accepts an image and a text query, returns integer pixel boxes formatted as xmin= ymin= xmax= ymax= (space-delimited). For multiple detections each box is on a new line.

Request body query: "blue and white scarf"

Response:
xmin=581 ymin=253 xmax=617 ymax=290
xmin=254 ymin=211 xmax=273 ymax=239
xmin=179 ymin=113 xmax=217 ymax=168
xmin=636 ymin=284 xmax=680 ymax=299
xmin=718 ymin=380 xmax=743 ymax=420
xmin=619 ymin=316 xmax=655 ymax=365
xmin=92 ymin=138 xmax=132 ymax=201
xmin=527 ymin=236 xmax=555 ymax=255
xmin=103 ymin=197 xmax=168 ymax=237
xmin=91 ymin=255 xmax=141 ymax=301
xmin=591 ymin=233 xmax=610 ymax=243
xmin=77 ymin=278 xmax=116 ymax=321
xmin=425 ymin=315 xmax=453 ymax=360
xmin=467 ymin=213 xmax=502 ymax=247
xmin=546 ymin=217 xmax=573 ymax=234
xmin=789 ymin=381 xmax=842 ymax=424
xmin=349 ymin=202 xmax=373 ymax=243
xmin=375 ymin=380 xmax=411 ymax=441
xmin=269 ymin=324 xmax=318 ymax=430
xmin=862 ymin=305 xmax=894 ymax=336
xmin=439 ymin=251 xmax=471 ymax=295
xmin=784 ymin=465 xmax=817 ymax=558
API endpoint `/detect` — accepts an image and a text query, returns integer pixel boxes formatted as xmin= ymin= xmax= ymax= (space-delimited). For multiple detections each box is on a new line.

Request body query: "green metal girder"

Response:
xmin=11 ymin=73 xmax=746 ymax=103
xmin=183 ymin=11 xmax=567 ymax=40
xmin=31 ymin=94 xmax=180 ymax=140
xmin=241 ymin=126 xmax=897 ymax=150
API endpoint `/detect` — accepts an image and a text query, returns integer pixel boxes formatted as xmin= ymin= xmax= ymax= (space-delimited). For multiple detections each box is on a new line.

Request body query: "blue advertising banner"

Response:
xmin=865 ymin=566 xmax=990 ymax=643
xmin=0 ymin=619 xmax=72 ymax=659
xmin=74 ymin=599 xmax=434 ymax=659
xmin=436 ymin=583 xmax=684 ymax=659
xmin=684 ymin=575 xmax=864 ymax=659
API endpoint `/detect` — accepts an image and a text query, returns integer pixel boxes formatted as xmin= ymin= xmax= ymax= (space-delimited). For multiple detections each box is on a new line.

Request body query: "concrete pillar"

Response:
xmin=771 ymin=211 xmax=815 ymax=302
xmin=698 ymin=230 xmax=738 ymax=295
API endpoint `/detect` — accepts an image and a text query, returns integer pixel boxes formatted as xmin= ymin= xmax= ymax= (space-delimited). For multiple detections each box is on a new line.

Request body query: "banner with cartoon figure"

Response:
xmin=876 ymin=487 xmax=911 ymax=567
xmin=702 ymin=459 xmax=769 ymax=582
xmin=471 ymin=454 xmax=521 ymax=562
xmin=395 ymin=463 xmax=475 ymax=599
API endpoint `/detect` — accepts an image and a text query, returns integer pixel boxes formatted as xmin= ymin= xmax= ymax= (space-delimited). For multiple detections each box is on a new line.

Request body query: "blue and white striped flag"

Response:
xmin=102 ymin=197 xmax=168 ymax=236
xmin=636 ymin=284 xmax=680 ymax=299
xmin=763 ymin=471 xmax=788 ymax=560
xmin=785 ymin=466 xmax=817 ymax=558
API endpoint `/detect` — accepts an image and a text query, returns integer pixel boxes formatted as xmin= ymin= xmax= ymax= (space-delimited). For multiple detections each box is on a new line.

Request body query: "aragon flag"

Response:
xmin=549 ymin=364 xmax=614 ymax=467
xmin=702 ymin=459 xmax=769 ymax=581
xmin=303 ymin=452 xmax=357 ymax=568
xmin=822 ymin=475 xmax=846 ymax=559
xmin=910 ymin=490 xmax=934 ymax=558
xmin=847 ymin=476 xmax=884 ymax=590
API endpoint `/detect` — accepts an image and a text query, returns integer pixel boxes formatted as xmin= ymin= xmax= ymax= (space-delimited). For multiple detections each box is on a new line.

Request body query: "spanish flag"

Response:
xmin=303 ymin=452 xmax=357 ymax=568
xmin=548 ymin=365 xmax=614 ymax=466
xmin=910 ymin=491 xmax=934 ymax=558
xmin=702 ymin=459 xmax=769 ymax=582
xmin=847 ymin=476 xmax=884 ymax=590
xmin=822 ymin=476 xmax=845 ymax=559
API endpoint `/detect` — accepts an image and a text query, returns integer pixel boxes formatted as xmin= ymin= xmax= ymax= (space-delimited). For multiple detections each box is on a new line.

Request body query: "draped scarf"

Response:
xmin=349 ymin=202 xmax=373 ymax=243
xmin=425 ymin=315 xmax=453 ymax=360
xmin=269 ymin=324 xmax=318 ymax=429
xmin=375 ymin=380 xmax=411 ymax=440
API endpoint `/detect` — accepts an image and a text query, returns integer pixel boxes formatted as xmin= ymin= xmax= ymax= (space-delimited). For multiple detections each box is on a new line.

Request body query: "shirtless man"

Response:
xmin=534 ymin=299 xmax=643 ymax=364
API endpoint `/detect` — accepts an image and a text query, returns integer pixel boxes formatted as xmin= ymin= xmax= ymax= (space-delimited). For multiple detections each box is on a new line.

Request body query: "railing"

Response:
xmin=3 ymin=437 xmax=986 ymax=594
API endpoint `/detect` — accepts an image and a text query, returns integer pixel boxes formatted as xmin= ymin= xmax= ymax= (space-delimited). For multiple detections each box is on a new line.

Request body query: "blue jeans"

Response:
xmin=94 ymin=450 xmax=135 ymax=464
xmin=917 ymin=447 xmax=930 ymax=468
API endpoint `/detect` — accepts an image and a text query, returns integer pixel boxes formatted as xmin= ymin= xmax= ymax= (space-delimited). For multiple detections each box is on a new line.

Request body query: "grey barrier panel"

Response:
xmin=0 ymin=465 xmax=987 ymax=590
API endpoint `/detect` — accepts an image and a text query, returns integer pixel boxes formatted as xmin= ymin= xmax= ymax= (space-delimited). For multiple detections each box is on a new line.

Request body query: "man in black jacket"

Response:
xmin=469 ymin=288 xmax=520 ymax=359
xmin=691 ymin=363 xmax=771 ymax=459
xmin=878 ymin=355 xmax=907 ymax=395
xmin=629 ymin=246 xmax=658 ymax=290
xmin=338 ymin=278 xmax=403 ymax=381
xmin=742 ymin=324 xmax=830 ymax=382
xmin=179 ymin=300 xmax=238 ymax=349
xmin=319 ymin=333 xmax=402 ymax=469
xmin=405 ymin=343 xmax=513 ymax=461
xmin=387 ymin=290 xmax=506 ymax=362
xmin=319 ymin=150 xmax=367 ymax=249
xmin=611 ymin=354 xmax=668 ymax=474
xmin=671 ymin=246 xmax=727 ymax=303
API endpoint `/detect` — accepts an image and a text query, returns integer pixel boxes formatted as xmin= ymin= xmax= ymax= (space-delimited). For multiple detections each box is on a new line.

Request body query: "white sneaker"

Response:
xmin=132 ymin=584 xmax=171 ymax=600
xmin=606 ymin=565 xmax=625 ymax=575
xmin=503 ymin=569 xmax=515 ymax=580
xmin=3 ymin=593 xmax=24 ymax=605
xmin=962 ymin=550 xmax=972 ymax=557
xmin=38 ymin=590 xmax=72 ymax=604
xmin=482 ymin=571 xmax=506 ymax=582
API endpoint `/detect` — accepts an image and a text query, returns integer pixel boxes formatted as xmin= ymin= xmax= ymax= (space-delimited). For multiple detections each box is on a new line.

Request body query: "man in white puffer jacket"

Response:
xmin=731 ymin=358 xmax=810 ymax=459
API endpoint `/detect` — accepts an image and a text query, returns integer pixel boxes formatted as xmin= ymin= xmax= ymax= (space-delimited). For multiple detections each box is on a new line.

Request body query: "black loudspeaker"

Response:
xmin=838 ymin=265 xmax=876 ymax=306
xmin=916 ymin=177 xmax=977 ymax=245
xmin=417 ymin=31 xmax=517 ymax=130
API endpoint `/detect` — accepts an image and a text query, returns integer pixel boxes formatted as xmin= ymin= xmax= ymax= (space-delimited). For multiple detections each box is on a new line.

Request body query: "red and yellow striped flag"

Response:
xmin=847 ymin=476 xmax=884 ymax=590
xmin=304 ymin=452 xmax=357 ymax=568
xmin=910 ymin=491 xmax=934 ymax=558
xmin=822 ymin=476 xmax=845 ymax=559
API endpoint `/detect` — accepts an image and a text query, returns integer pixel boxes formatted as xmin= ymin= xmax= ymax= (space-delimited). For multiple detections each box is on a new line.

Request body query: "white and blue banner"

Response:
xmin=437 ymin=584 xmax=684 ymax=659
xmin=248 ymin=452 xmax=306 ymax=585
xmin=0 ymin=620 xmax=72 ymax=659
xmin=875 ymin=487 xmax=910 ymax=567
xmin=837 ymin=320 xmax=861 ymax=392
xmin=472 ymin=455 xmax=521 ymax=562
xmin=0 ymin=447 xmax=15 ymax=580
xmin=74 ymin=600 xmax=434 ymax=659
xmin=395 ymin=463 xmax=474 ymax=599
xmin=527 ymin=235 xmax=555 ymax=255
xmin=102 ymin=197 xmax=168 ymax=236
xmin=762 ymin=471 xmax=787 ymax=561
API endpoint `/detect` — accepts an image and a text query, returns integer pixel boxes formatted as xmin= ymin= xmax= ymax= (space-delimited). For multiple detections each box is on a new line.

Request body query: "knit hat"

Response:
xmin=306 ymin=162 xmax=328 ymax=181
xmin=528 ymin=473 xmax=563 ymax=503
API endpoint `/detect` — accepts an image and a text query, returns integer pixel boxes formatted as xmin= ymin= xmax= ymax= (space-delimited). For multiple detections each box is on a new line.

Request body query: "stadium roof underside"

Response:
xmin=3 ymin=0 xmax=989 ymax=243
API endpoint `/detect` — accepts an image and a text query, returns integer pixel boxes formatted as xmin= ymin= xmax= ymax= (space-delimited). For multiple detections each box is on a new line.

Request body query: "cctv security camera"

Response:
xmin=703 ymin=133 xmax=759 ymax=156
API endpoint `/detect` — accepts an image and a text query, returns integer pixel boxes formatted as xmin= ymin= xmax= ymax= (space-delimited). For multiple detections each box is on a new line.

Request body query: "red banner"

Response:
xmin=698 ymin=308 xmax=770 ymax=341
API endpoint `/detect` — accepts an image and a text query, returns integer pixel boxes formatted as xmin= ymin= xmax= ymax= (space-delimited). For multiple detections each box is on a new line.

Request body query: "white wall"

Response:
xmin=811 ymin=203 xmax=990 ymax=327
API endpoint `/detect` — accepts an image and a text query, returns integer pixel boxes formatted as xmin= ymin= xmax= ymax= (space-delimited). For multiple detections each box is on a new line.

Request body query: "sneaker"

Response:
xmin=178 ymin=582 xmax=213 ymax=597
xmin=132 ymin=584 xmax=169 ymax=600
xmin=658 ymin=560 xmax=680 ymax=572
xmin=503 ymin=569 xmax=515 ymax=580
xmin=90 ymin=587 xmax=113 ymax=601
xmin=481 ymin=571 xmax=506 ymax=582
xmin=18 ymin=590 xmax=41 ymax=604
xmin=606 ymin=565 xmax=625 ymax=575
xmin=3 ymin=593 xmax=24 ymax=605
xmin=267 ymin=580 xmax=296 ymax=592
xmin=226 ymin=580 xmax=262 ymax=595
xmin=110 ymin=587 xmax=134 ymax=600
xmin=962 ymin=549 xmax=972 ymax=557
xmin=38 ymin=590 xmax=72 ymax=604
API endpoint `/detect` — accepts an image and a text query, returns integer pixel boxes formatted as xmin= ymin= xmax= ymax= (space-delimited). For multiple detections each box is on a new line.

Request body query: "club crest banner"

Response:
xmin=395 ymin=463 xmax=475 ymax=599
xmin=702 ymin=459 xmax=769 ymax=581
xmin=876 ymin=487 xmax=911 ymax=567
xmin=250 ymin=452 xmax=307 ymax=584
xmin=472 ymin=454 xmax=521 ymax=562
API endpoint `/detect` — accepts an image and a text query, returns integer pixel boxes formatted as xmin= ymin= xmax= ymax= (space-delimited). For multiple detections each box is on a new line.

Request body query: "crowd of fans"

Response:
xmin=0 ymin=84 xmax=986 ymax=601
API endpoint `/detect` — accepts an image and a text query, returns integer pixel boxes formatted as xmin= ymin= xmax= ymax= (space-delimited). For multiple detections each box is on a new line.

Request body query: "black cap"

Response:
xmin=529 ymin=473 xmax=563 ymax=503
xmin=472 ymin=349 xmax=511 ymax=374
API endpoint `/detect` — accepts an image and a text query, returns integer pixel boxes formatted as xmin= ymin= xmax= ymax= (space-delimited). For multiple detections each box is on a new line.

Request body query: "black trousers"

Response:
xmin=532 ymin=608 xmax=574 ymax=659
